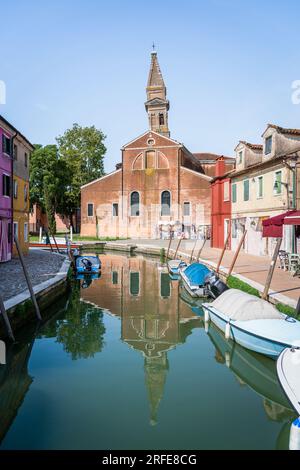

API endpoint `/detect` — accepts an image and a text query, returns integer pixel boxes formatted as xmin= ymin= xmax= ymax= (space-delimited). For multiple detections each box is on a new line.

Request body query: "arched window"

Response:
xmin=130 ymin=191 xmax=140 ymax=216
xmin=159 ymin=113 xmax=165 ymax=125
xmin=161 ymin=191 xmax=171 ymax=216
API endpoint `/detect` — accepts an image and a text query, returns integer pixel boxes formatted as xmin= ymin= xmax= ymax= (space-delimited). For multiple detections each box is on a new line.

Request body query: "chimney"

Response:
xmin=215 ymin=157 xmax=226 ymax=177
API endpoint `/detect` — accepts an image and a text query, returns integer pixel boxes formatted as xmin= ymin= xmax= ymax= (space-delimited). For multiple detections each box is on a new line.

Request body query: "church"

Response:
xmin=80 ymin=51 xmax=234 ymax=239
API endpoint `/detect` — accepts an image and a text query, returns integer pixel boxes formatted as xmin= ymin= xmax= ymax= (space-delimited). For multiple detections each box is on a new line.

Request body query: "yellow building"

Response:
xmin=13 ymin=133 xmax=33 ymax=255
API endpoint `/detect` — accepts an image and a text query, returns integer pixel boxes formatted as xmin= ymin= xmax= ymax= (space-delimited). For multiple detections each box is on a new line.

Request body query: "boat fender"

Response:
xmin=204 ymin=309 xmax=210 ymax=324
xmin=225 ymin=351 xmax=231 ymax=368
xmin=225 ymin=322 xmax=231 ymax=340
xmin=289 ymin=417 xmax=300 ymax=450
xmin=204 ymin=321 xmax=209 ymax=334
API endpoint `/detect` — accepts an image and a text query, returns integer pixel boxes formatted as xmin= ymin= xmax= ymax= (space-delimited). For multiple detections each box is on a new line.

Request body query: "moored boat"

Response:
xmin=167 ymin=259 xmax=187 ymax=276
xmin=202 ymin=289 xmax=300 ymax=358
xmin=277 ymin=347 xmax=300 ymax=415
xmin=75 ymin=255 xmax=101 ymax=274
xmin=180 ymin=262 xmax=212 ymax=297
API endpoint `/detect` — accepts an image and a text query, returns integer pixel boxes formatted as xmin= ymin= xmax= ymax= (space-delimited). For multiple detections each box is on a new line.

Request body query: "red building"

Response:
xmin=211 ymin=157 xmax=234 ymax=249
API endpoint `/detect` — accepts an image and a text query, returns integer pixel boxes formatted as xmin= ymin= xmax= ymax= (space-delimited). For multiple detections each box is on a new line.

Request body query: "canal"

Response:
xmin=0 ymin=253 xmax=296 ymax=450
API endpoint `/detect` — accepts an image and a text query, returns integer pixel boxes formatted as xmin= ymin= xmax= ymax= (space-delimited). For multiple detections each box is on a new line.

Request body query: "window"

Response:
xmin=24 ymin=152 xmax=28 ymax=167
xmin=183 ymin=202 xmax=190 ymax=216
xmin=161 ymin=190 xmax=171 ymax=216
xmin=257 ymin=176 xmax=263 ymax=198
xmin=130 ymin=272 xmax=140 ymax=296
xmin=24 ymin=184 xmax=28 ymax=202
xmin=265 ymin=136 xmax=272 ymax=155
xmin=2 ymin=135 xmax=12 ymax=156
xmin=274 ymin=170 xmax=282 ymax=195
xmin=232 ymin=183 xmax=237 ymax=203
xmin=13 ymin=144 xmax=18 ymax=160
xmin=130 ymin=192 xmax=140 ymax=216
xmin=145 ymin=150 xmax=155 ymax=169
xmin=13 ymin=179 xmax=18 ymax=199
xmin=24 ymin=223 xmax=28 ymax=243
xmin=223 ymin=181 xmax=230 ymax=201
xmin=87 ymin=203 xmax=94 ymax=217
xmin=232 ymin=219 xmax=237 ymax=239
xmin=159 ymin=113 xmax=165 ymax=126
xmin=2 ymin=174 xmax=11 ymax=197
xmin=112 ymin=203 xmax=119 ymax=217
xmin=112 ymin=271 xmax=118 ymax=285
xmin=238 ymin=151 xmax=243 ymax=164
xmin=160 ymin=273 xmax=171 ymax=298
xmin=243 ymin=179 xmax=250 ymax=201
xmin=13 ymin=222 xmax=18 ymax=241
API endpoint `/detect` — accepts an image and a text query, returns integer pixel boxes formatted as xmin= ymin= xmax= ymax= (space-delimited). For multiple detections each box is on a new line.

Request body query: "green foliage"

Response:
xmin=276 ymin=303 xmax=297 ymax=318
xmin=56 ymin=123 xmax=106 ymax=224
xmin=160 ymin=248 xmax=166 ymax=263
xmin=227 ymin=275 xmax=260 ymax=297
xmin=30 ymin=144 xmax=68 ymax=234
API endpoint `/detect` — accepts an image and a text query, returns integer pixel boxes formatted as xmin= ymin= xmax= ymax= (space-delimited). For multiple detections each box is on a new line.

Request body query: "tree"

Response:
xmin=30 ymin=144 xmax=68 ymax=233
xmin=56 ymin=124 xmax=106 ymax=227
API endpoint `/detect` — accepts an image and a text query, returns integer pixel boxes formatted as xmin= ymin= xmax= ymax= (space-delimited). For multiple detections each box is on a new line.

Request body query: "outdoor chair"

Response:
xmin=288 ymin=253 xmax=300 ymax=277
xmin=278 ymin=250 xmax=289 ymax=271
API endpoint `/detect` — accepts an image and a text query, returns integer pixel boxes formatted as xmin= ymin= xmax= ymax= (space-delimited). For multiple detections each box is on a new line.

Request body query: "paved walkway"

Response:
xmin=108 ymin=239 xmax=300 ymax=307
xmin=0 ymin=250 xmax=67 ymax=301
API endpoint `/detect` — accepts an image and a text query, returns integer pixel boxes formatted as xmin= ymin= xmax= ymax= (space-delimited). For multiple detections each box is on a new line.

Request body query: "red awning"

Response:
xmin=262 ymin=210 xmax=299 ymax=238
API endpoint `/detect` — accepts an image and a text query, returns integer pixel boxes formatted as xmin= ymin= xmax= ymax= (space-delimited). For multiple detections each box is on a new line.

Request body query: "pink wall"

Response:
xmin=0 ymin=125 xmax=13 ymax=261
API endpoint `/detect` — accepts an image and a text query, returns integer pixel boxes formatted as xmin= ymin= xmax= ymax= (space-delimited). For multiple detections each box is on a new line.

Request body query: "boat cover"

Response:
xmin=211 ymin=289 xmax=283 ymax=321
xmin=183 ymin=263 xmax=211 ymax=286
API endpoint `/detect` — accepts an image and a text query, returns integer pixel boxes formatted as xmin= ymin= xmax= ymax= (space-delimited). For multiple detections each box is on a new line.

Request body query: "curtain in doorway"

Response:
xmin=0 ymin=219 xmax=9 ymax=262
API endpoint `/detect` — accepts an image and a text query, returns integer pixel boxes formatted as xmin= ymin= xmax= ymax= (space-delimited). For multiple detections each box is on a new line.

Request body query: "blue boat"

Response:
xmin=167 ymin=259 xmax=187 ymax=276
xmin=202 ymin=289 xmax=300 ymax=359
xmin=75 ymin=255 xmax=101 ymax=274
xmin=180 ymin=262 xmax=212 ymax=297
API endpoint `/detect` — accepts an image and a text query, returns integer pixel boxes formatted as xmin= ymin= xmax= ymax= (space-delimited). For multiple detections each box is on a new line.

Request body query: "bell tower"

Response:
xmin=145 ymin=50 xmax=170 ymax=137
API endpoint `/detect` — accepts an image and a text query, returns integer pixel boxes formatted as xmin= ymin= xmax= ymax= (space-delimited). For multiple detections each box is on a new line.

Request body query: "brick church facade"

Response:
xmin=81 ymin=51 xmax=234 ymax=239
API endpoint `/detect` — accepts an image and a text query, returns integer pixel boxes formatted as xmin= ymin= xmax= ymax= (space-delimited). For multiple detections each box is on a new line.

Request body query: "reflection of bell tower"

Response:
xmin=144 ymin=353 xmax=169 ymax=426
xmin=145 ymin=50 xmax=170 ymax=137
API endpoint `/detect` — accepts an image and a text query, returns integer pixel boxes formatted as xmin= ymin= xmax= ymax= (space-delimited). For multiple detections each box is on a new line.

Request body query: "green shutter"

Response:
xmin=232 ymin=184 xmax=237 ymax=203
xmin=244 ymin=180 xmax=249 ymax=201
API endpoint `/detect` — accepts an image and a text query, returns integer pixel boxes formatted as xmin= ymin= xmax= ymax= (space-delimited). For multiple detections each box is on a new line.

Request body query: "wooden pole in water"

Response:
xmin=216 ymin=229 xmax=231 ymax=274
xmin=196 ymin=235 xmax=207 ymax=262
xmin=227 ymin=230 xmax=247 ymax=280
xmin=262 ymin=237 xmax=282 ymax=300
xmin=174 ymin=235 xmax=183 ymax=259
xmin=166 ymin=228 xmax=173 ymax=260
xmin=189 ymin=238 xmax=198 ymax=263
xmin=48 ymin=228 xmax=60 ymax=254
xmin=14 ymin=235 xmax=42 ymax=321
xmin=0 ymin=294 xmax=15 ymax=342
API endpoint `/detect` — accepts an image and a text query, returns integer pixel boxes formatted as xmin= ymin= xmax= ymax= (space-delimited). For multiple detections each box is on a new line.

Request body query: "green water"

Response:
xmin=0 ymin=253 xmax=296 ymax=450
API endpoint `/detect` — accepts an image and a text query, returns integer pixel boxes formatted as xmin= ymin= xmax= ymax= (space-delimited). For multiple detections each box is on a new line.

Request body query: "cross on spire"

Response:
xmin=152 ymin=42 xmax=156 ymax=53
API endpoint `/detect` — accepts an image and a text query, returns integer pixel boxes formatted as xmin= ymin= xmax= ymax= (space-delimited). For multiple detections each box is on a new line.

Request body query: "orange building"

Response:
xmin=81 ymin=51 xmax=234 ymax=240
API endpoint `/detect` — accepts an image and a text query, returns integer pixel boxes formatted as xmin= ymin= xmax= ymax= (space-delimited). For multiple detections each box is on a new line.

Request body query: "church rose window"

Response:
xmin=161 ymin=191 xmax=171 ymax=216
xmin=130 ymin=192 xmax=140 ymax=216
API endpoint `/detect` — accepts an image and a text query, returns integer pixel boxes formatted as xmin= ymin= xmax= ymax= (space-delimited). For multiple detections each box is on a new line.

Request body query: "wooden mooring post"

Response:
xmin=0 ymin=294 xmax=15 ymax=342
xmin=262 ymin=237 xmax=282 ymax=300
xmin=166 ymin=230 xmax=173 ymax=260
xmin=174 ymin=236 xmax=183 ymax=260
xmin=14 ymin=236 xmax=42 ymax=321
xmin=189 ymin=238 xmax=198 ymax=263
xmin=226 ymin=230 xmax=247 ymax=280
xmin=216 ymin=230 xmax=231 ymax=274
xmin=196 ymin=236 xmax=207 ymax=262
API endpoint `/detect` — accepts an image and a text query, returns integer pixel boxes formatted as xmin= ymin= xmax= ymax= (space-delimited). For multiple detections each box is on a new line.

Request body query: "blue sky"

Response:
xmin=1 ymin=0 xmax=300 ymax=172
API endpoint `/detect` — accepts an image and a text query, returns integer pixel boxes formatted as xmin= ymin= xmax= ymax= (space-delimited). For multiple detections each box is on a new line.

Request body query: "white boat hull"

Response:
xmin=202 ymin=303 xmax=300 ymax=359
xmin=277 ymin=347 xmax=300 ymax=415
xmin=180 ymin=270 xmax=206 ymax=298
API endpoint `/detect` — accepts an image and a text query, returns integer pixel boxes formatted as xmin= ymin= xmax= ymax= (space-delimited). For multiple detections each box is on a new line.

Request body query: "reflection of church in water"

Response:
xmin=81 ymin=253 xmax=202 ymax=424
